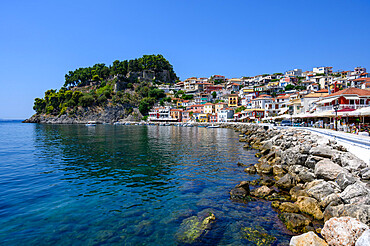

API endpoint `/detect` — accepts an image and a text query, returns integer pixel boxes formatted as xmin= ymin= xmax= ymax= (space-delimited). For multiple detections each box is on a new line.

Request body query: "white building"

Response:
xmin=313 ymin=66 xmax=333 ymax=75
xmin=217 ymin=108 xmax=234 ymax=122
xmin=285 ymin=68 xmax=302 ymax=77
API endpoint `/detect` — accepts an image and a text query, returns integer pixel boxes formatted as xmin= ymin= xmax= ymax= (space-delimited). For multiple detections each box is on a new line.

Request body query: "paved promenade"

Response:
xmin=300 ymin=127 xmax=370 ymax=165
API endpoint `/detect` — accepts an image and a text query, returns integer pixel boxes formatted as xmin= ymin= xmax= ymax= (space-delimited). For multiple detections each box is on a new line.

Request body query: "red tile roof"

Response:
xmin=324 ymin=87 xmax=370 ymax=97
xmin=276 ymin=95 xmax=290 ymax=99
xmin=353 ymin=78 xmax=370 ymax=82
xmin=316 ymin=89 xmax=329 ymax=93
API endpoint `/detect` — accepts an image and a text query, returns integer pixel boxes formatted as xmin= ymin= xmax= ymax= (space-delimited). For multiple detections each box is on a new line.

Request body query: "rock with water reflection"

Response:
xmin=240 ymin=226 xmax=277 ymax=246
xmin=175 ymin=213 xmax=216 ymax=244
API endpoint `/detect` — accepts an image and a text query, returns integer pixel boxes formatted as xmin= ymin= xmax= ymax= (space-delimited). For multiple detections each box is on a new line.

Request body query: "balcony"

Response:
xmin=316 ymin=104 xmax=368 ymax=112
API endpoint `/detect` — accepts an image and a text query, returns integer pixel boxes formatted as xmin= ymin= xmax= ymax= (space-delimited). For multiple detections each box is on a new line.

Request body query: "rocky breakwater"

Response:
xmin=228 ymin=124 xmax=370 ymax=244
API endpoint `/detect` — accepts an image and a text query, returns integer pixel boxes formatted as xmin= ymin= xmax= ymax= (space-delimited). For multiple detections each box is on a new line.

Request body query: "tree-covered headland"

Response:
xmin=32 ymin=55 xmax=178 ymax=118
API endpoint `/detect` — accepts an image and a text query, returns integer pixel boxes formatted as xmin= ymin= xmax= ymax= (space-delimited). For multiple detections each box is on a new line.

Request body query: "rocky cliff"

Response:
xmin=24 ymin=105 xmax=142 ymax=124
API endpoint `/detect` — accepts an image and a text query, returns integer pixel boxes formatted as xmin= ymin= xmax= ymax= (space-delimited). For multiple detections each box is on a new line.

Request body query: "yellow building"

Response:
xmin=227 ymin=94 xmax=239 ymax=107
xmin=242 ymin=88 xmax=254 ymax=94
xmin=198 ymin=113 xmax=209 ymax=122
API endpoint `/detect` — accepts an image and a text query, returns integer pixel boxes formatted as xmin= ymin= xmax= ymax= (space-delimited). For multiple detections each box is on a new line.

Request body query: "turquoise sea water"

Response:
xmin=0 ymin=121 xmax=291 ymax=245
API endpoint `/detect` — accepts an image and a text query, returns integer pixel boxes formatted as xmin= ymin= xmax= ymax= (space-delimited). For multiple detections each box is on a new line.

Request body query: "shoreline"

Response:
xmin=228 ymin=124 xmax=370 ymax=244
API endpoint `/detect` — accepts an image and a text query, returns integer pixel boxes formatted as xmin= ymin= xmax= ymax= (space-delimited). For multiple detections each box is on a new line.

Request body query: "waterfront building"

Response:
xmin=149 ymin=107 xmax=177 ymax=122
xmin=316 ymin=87 xmax=370 ymax=112
xmin=209 ymin=113 xmax=217 ymax=123
xmin=170 ymin=109 xmax=183 ymax=122
xmin=217 ymin=108 xmax=234 ymax=122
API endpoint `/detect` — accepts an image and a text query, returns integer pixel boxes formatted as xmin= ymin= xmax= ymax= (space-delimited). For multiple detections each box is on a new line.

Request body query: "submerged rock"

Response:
xmin=175 ymin=213 xmax=216 ymax=244
xmin=321 ymin=217 xmax=368 ymax=246
xmin=279 ymin=213 xmax=311 ymax=234
xmin=279 ymin=202 xmax=299 ymax=213
xmin=240 ymin=226 xmax=276 ymax=246
xmin=230 ymin=181 xmax=253 ymax=201
xmin=251 ymin=186 xmax=274 ymax=198
xmin=290 ymin=231 xmax=328 ymax=246
xmin=244 ymin=165 xmax=257 ymax=174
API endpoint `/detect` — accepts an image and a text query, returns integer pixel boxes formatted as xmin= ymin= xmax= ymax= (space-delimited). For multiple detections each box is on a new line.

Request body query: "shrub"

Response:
xmin=97 ymin=95 xmax=107 ymax=105
xmin=59 ymin=106 xmax=67 ymax=115
xmin=79 ymin=95 xmax=95 ymax=107
xmin=46 ymin=105 xmax=54 ymax=114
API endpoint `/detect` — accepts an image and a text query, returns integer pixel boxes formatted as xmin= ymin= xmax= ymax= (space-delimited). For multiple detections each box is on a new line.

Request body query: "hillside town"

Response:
xmin=148 ymin=66 xmax=370 ymax=133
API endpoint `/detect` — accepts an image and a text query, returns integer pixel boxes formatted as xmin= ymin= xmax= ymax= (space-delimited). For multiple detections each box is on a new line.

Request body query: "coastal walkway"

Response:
xmin=298 ymin=127 xmax=370 ymax=165
xmin=259 ymin=123 xmax=370 ymax=165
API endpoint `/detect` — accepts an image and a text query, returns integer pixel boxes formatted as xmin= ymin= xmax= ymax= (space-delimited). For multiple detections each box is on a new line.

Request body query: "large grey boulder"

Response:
xmin=324 ymin=204 xmax=370 ymax=226
xmin=332 ymin=152 xmax=368 ymax=175
xmin=336 ymin=173 xmax=357 ymax=191
xmin=310 ymin=145 xmax=334 ymax=158
xmin=319 ymin=193 xmax=343 ymax=209
xmin=360 ymin=168 xmax=370 ymax=180
xmin=276 ymin=173 xmax=295 ymax=190
xmin=290 ymin=231 xmax=328 ymax=246
xmin=322 ymin=217 xmax=368 ymax=246
xmin=356 ymin=229 xmax=370 ymax=246
xmin=289 ymin=165 xmax=316 ymax=183
xmin=305 ymin=155 xmax=325 ymax=169
xmin=315 ymin=159 xmax=347 ymax=181
xmin=282 ymin=147 xmax=308 ymax=166
xmin=340 ymin=182 xmax=370 ymax=205
xmin=306 ymin=180 xmax=336 ymax=202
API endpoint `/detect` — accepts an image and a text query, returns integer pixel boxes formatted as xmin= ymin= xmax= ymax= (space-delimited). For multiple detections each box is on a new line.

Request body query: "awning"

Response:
xmin=348 ymin=107 xmax=370 ymax=116
xmin=317 ymin=98 xmax=337 ymax=104
xmin=316 ymin=110 xmax=335 ymax=117
xmin=278 ymin=107 xmax=289 ymax=115
xmin=343 ymin=96 xmax=360 ymax=100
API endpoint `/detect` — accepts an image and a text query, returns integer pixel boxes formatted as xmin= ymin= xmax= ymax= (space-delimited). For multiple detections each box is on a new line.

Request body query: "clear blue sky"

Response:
xmin=1 ymin=0 xmax=369 ymax=119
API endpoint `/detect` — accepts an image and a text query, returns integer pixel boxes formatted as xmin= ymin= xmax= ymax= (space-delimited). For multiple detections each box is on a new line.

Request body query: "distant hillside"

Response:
xmin=25 ymin=54 xmax=178 ymax=124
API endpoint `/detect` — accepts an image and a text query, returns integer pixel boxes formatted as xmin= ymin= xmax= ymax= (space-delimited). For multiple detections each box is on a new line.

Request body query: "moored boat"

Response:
xmin=85 ymin=121 xmax=96 ymax=126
